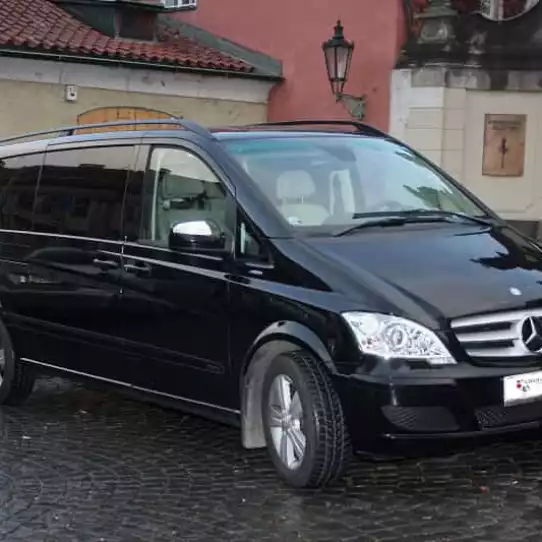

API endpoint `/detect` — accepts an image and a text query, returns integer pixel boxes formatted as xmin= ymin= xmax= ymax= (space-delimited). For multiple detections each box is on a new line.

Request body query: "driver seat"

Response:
xmin=276 ymin=170 xmax=329 ymax=226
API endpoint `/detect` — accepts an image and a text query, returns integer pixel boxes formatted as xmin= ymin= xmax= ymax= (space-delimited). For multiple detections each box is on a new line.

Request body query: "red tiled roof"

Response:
xmin=0 ymin=0 xmax=253 ymax=73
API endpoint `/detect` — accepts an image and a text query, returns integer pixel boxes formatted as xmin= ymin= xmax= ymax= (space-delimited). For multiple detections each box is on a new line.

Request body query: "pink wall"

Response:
xmin=179 ymin=0 xmax=405 ymax=131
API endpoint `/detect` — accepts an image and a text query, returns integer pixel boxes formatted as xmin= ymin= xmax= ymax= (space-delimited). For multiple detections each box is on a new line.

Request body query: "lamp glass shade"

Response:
xmin=323 ymin=21 xmax=354 ymax=96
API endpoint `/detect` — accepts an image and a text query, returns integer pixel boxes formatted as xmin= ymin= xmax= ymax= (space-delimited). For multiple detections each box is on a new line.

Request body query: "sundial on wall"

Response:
xmin=478 ymin=0 xmax=540 ymax=21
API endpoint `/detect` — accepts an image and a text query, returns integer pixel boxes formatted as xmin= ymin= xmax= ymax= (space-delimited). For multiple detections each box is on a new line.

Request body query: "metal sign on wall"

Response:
xmin=482 ymin=114 xmax=527 ymax=177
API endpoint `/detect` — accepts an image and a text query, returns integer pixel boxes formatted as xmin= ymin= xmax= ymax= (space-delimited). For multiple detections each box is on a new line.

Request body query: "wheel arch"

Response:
xmin=240 ymin=321 xmax=336 ymax=449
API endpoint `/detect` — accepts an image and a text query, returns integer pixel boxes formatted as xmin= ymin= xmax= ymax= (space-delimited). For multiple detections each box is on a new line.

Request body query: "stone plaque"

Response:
xmin=482 ymin=114 xmax=526 ymax=177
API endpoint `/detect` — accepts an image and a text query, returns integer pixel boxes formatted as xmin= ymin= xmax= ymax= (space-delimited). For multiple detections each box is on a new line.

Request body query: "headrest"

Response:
xmin=161 ymin=172 xmax=203 ymax=197
xmin=276 ymin=170 xmax=316 ymax=201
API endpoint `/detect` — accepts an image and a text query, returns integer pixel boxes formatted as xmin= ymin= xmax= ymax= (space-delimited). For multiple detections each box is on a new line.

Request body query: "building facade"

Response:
xmin=178 ymin=0 xmax=404 ymax=130
xmin=0 ymin=0 xmax=282 ymax=136
xmin=3 ymin=0 xmax=542 ymax=233
xmin=177 ymin=0 xmax=542 ymax=234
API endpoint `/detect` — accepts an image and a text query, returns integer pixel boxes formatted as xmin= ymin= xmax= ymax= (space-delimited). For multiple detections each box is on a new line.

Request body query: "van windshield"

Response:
xmin=222 ymin=134 xmax=487 ymax=230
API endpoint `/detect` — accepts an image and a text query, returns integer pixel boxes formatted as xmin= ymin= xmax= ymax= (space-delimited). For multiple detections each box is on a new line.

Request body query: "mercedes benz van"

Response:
xmin=0 ymin=118 xmax=540 ymax=488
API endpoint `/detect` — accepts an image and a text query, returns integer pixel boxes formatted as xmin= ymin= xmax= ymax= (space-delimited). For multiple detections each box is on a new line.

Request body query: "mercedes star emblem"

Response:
xmin=520 ymin=317 xmax=542 ymax=353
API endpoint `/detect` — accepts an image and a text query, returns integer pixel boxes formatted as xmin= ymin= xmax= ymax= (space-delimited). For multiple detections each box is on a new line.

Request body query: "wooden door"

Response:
xmin=76 ymin=107 xmax=177 ymax=133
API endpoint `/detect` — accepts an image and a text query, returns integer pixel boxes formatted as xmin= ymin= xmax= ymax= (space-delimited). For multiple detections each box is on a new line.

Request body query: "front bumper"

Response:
xmin=334 ymin=362 xmax=542 ymax=453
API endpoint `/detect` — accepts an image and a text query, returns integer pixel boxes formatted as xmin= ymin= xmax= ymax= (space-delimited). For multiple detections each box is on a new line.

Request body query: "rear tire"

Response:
xmin=0 ymin=320 xmax=35 ymax=406
xmin=261 ymin=350 xmax=351 ymax=488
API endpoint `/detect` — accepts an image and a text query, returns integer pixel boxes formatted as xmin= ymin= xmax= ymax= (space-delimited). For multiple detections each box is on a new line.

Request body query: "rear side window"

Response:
xmin=35 ymin=146 xmax=135 ymax=240
xmin=0 ymin=154 xmax=42 ymax=231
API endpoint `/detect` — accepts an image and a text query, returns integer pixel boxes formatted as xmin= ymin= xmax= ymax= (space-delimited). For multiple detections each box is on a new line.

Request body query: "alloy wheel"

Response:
xmin=267 ymin=374 xmax=307 ymax=470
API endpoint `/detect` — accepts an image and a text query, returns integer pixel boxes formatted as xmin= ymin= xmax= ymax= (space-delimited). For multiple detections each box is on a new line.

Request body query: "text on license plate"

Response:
xmin=504 ymin=370 xmax=542 ymax=405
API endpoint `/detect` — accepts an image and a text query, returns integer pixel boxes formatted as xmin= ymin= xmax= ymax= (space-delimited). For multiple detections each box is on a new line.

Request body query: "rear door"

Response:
xmin=13 ymin=140 xmax=141 ymax=383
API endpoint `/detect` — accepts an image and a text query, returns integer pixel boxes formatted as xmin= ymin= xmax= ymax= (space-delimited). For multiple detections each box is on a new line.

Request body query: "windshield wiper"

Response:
xmin=334 ymin=210 xmax=494 ymax=237
xmin=397 ymin=209 xmax=494 ymax=226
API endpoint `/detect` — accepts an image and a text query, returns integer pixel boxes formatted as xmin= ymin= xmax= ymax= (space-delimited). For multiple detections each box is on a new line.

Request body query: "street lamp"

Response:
xmin=322 ymin=20 xmax=366 ymax=120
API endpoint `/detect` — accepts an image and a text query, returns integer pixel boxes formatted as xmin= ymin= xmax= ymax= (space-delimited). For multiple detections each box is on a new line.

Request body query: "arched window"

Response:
xmin=76 ymin=106 xmax=179 ymax=133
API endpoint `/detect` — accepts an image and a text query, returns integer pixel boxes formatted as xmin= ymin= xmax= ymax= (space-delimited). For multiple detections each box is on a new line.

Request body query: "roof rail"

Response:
xmin=248 ymin=120 xmax=388 ymax=138
xmin=0 ymin=118 xmax=213 ymax=146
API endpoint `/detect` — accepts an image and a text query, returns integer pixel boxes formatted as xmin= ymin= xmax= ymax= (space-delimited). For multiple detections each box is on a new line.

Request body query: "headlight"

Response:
xmin=342 ymin=312 xmax=456 ymax=366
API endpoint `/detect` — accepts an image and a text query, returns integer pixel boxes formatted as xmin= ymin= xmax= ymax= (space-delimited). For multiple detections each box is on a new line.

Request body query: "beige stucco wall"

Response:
xmin=0 ymin=79 xmax=267 ymax=137
xmin=390 ymin=68 xmax=542 ymax=223
xmin=0 ymin=56 xmax=274 ymax=138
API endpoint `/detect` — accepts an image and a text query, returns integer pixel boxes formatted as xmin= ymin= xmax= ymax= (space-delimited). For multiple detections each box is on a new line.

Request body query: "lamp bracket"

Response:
xmin=336 ymin=92 xmax=366 ymax=120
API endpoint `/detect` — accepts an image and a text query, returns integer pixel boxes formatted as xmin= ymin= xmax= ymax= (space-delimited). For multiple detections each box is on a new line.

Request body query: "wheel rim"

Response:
xmin=267 ymin=374 xmax=306 ymax=470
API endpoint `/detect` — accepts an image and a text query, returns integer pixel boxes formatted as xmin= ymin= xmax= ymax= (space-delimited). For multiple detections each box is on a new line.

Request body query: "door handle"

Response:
xmin=92 ymin=257 xmax=120 ymax=270
xmin=123 ymin=262 xmax=151 ymax=276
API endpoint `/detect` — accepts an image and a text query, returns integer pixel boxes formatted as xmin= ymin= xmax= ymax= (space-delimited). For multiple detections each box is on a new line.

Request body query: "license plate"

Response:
xmin=504 ymin=370 xmax=542 ymax=405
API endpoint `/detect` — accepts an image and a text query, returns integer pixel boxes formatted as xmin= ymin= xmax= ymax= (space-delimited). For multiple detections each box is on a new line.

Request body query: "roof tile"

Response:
xmin=0 ymin=0 xmax=253 ymax=73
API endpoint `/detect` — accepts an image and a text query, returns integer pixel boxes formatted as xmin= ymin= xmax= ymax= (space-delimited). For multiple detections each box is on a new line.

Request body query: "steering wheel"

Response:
xmin=322 ymin=213 xmax=356 ymax=225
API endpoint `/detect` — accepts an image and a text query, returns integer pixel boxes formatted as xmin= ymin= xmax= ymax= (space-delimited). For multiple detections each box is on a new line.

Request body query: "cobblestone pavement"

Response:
xmin=0 ymin=378 xmax=541 ymax=542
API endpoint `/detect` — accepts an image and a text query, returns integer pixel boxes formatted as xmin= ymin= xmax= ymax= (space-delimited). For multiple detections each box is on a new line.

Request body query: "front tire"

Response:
xmin=261 ymin=350 xmax=351 ymax=488
xmin=0 ymin=320 xmax=35 ymax=406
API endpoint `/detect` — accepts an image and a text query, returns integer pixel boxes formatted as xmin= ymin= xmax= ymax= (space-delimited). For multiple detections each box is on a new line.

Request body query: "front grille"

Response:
xmin=476 ymin=401 xmax=542 ymax=429
xmin=451 ymin=308 xmax=542 ymax=363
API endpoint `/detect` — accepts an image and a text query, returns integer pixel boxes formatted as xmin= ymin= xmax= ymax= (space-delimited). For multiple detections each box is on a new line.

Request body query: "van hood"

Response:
xmin=304 ymin=223 xmax=542 ymax=321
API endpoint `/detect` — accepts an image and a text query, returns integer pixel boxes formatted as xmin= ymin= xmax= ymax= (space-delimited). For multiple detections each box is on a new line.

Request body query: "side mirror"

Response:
xmin=168 ymin=219 xmax=226 ymax=252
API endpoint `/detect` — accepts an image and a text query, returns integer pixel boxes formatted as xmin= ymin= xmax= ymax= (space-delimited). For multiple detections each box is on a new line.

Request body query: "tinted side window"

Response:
xmin=34 ymin=146 xmax=134 ymax=240
xmin=126 ymin=146 xmax=233 ymax=246
xmin=0 ymin=154 xmax=42 ymax=230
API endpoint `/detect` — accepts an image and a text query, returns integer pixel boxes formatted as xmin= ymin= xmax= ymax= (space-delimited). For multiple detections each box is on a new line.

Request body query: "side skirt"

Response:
xmin=21 ymin=357 xmax=241 ymax=428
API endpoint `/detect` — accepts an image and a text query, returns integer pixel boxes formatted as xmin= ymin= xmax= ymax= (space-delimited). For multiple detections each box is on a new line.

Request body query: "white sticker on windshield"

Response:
xmin=287 ymin=216 xmax=302 ymax=225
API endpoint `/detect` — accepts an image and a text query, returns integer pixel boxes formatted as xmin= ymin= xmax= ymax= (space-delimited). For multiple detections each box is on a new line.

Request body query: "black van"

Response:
xmin=0 ymin=118 xmax=541 ymax=488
